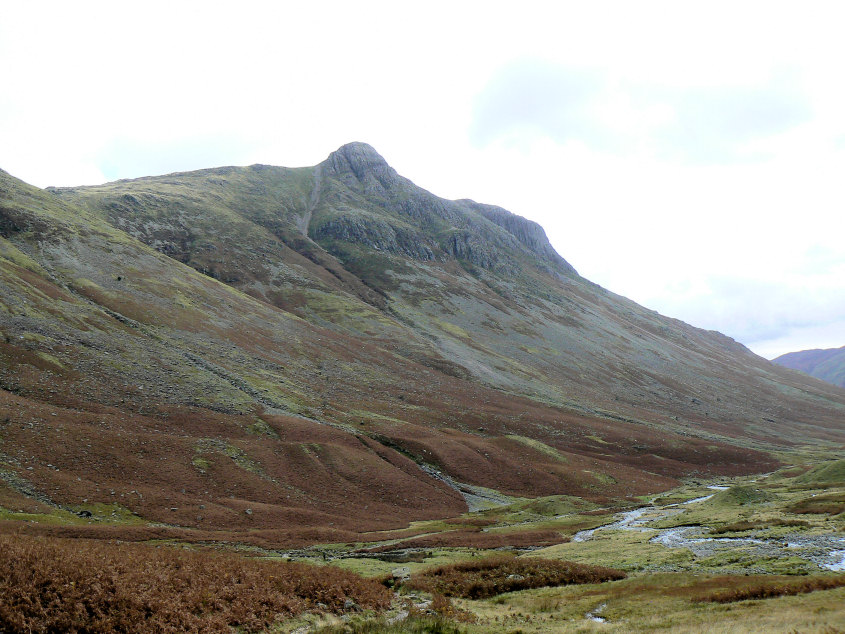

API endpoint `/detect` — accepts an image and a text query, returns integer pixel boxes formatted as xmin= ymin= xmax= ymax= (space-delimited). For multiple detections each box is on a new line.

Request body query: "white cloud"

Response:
xmin=649 ymin=72 xmax=812 ymax=163
xmin=469 ymin=61 xmax=612 ymax=150
xmin=471 ymin=62 xmax=811 ymax=163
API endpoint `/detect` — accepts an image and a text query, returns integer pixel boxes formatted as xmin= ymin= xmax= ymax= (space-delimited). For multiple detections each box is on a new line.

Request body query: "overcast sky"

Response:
xmin=2 ymin=1 xmax=844 ymax=359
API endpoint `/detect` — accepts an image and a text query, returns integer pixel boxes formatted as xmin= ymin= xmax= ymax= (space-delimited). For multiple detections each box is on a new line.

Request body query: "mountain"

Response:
xmin=774 ymin=346 xmax=845 ymax=388
xmin=2 ymin=143 xmax=845 ymax=546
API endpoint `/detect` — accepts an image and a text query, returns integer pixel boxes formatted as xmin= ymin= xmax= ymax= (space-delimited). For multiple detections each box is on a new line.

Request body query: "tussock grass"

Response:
xmin=578 ymin=508 xmax=616 ymax=517
xmin=313 ymin=614 xmax=467 ymax=633
xmin=795 ymin=459 xmax=845 ymax=485
xmin=0 ymin=534 xmax=390 ymax=633
xmin=786 ymin=492 xmax=845 ymax=515
xmin=709 ymin=518 xmax=809 ymax=534
xmin=405 ymin=554 xmax=625 ymax=599
xmin=362 ymin=529 xmax=568 ymax=552
xmin=696 ymin=575 xmax=845 ymax=603
xmin=709 ymin=485 xmax=776 ymax=507
xmin=444 ymin=516 xmax=497 ymax=527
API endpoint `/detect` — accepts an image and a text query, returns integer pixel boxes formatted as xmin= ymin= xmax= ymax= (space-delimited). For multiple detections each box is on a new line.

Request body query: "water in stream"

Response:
xmin=572 ymin=488 xmax=845 ymax=571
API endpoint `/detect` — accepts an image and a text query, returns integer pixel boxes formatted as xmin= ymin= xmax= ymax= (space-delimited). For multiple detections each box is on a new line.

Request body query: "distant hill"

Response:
xmin=2 ymin=143 xmax=845 ymax=545
xmin=774 ymin=346 xmax=845 ymax=388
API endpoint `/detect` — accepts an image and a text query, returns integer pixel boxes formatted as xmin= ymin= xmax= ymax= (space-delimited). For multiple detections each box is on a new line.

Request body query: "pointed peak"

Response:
xmin=323 ymin=142 xmax=397 ymax=189
xmin=333 ymin=141 xmax=384 ymax=161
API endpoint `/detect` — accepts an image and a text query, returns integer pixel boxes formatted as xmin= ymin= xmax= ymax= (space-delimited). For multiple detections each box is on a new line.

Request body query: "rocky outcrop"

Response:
xmin=324 ymin=142 xmax=401 ymax=196
xmin=463 ymin=200 xmax=577 ymax=275
xmin=0 ymin=204 xmax=23 ymax=238
xmin=98 ymin=193 xmax=198 ymax=262
xmin=397 ymin=192 xmax=461 ymax=226
xmin=443 ymin=229 xmax=509 ymax=272
xmin=313 ymin=213 xmax=436 ymax=261
xmin=319 ymin=143 xmax=576 ymax=277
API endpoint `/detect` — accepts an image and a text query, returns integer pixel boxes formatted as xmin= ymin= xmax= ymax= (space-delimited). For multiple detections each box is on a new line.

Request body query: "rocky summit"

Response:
xmin=1 ymin=143 xmax=845 ymax=546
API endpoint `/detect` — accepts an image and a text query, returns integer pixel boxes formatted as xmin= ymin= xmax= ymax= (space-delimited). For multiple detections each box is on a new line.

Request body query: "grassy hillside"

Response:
xmin=2 ymin=144 xmax=845 ymax=548
xmin=775 ymin=346 xmax=845 ymax=388
xmin=1 ymin=163 xmax=767 ymax=548
xmin=3 ymin=146 xmax=845 ymax=632
xmin=54 ymin=144 xmax=845 ymax=450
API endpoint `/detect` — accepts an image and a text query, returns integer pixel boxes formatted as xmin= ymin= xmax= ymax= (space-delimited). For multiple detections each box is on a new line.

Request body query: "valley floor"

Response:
xmin=273 ymin=456 xmax=845 ymax=633
xmin=2 ymin=455 xmax=845 ymax=633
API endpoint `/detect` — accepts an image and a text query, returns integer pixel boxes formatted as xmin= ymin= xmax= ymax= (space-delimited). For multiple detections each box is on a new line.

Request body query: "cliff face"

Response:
xmin=460 ymin=199 xmax=576 ymax=274
xmin=316 ymin=143 xmax=575 ymax=275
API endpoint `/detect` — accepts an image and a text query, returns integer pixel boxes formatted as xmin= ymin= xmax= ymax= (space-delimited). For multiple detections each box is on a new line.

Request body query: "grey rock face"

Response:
xmin=313 ymin=213 xmax=436 ymax=261
xmin=444 ymin=229 xmax=506 ymax=271
xmin=325 ymin=142 xmax=399 ymax=194
xmin=465 ymin=200 xmax=577 ymax=275
xmin=319 ymin=143 xmax=577 ymax=277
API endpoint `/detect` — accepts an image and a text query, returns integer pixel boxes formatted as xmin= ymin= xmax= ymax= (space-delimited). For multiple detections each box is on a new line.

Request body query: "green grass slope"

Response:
xmin=796 ymin=459 xmax=845 ymax=485
xmin=3 ymin=164 xmax=781 ymax=546
xmin=2 ymin=142 xmax=845 ymax=545
xmin=54 ymin=144 xmax=845 ymax=452
xmin=775 ymin=346 xmax=845 ymax=388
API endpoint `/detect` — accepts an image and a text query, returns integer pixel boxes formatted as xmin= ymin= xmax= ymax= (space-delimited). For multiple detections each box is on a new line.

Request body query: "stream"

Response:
xmin=572 ymin=486 xmax=845 ymax=572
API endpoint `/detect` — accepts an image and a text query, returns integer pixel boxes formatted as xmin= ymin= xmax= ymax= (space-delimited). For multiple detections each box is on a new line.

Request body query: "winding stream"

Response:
xmin=572 ymin=487 xmax=845 ymax=572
